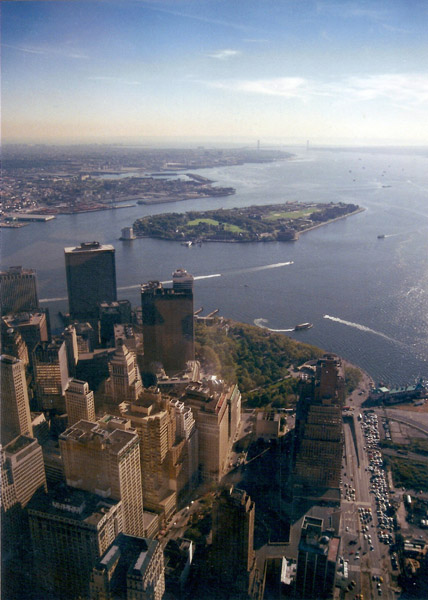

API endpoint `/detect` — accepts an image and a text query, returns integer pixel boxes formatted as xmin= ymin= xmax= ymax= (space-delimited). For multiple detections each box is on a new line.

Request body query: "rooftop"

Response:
xmin=64 ymin=241 xmax=115 ymax=253
xmin=27 ymin=484 xmax=121 ymax=527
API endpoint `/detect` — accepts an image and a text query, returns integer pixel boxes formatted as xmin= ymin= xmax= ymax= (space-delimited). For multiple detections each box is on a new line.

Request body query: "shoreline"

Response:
xmin=133 ymin=206 xmax=365 ymax=244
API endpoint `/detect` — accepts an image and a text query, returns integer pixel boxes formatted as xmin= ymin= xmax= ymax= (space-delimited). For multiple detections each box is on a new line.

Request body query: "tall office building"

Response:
xmin=1 ymin=436 xmax=47 ymax=521
xmin=211 ymin=486 xmax=257 ymax=598
xmin=122 ymin=388 xmax=177 ymax=522
xmin=1 ymin=436 xmax=48 ymax=599
xmin=99 ymin=299 xmax=132 ymax=346
xmin=293 ymin=354 xmax=345 ymax=504
xmin=28 ymin=485 xmax=123 ymax=599
xmin=60 ymin=417 xmax=144 ymax=538
xmin=33 ymin=339 xmax=70 ymax=411
xmin=62 ymin=324 xmax=79 ymax=376
xmin=1 ymin=355 xmax=33 ymax=445
xmin=64 ymin=241 xmax=117 ymax=320
xmin=90 ymin=533 xmax=165 ymax=600
xmin=0 ymin=266 xmax=39 ymax=316
xmin=105 ymin=340 xmax=143 ymax=403
xmin=141 ymin=276 xmax=194 ymax=376
xmin=295 ymin=516 xmax=340 ymax=599
xmin=3 ymin=310 xmax=50 ymax=356
xmin=65 ymin=378 xmax=95 ymax=426
xmin=1 ymin=318 xmax=29 ymax=366
xmin=170 ymin=398 xmax=199 ymax=492
xmin=183 ymin=380 xmax=240 ymax=482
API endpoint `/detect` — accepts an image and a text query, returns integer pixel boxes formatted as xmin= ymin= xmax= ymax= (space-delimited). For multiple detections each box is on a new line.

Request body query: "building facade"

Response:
xmin=211 ymin=486 xmax=257 ymax=598
xmin=64 ymin=241 xmax=117 ymax=320
xmin=33 ymin=339 xmax=70 ymax=411
xmin=295 ymin=516 xmax=340 ymax=599
xmin=65 ymin=378 xmax=96 ymax=426
xmin=28 ymin=485 xmax=123 ymax=599
xmin=1 ymin=354 xmax=33 ymax=445
xmin=60 ymin=417 xmax=145 ymax=538
xmin=183 ymin=380 xmax=240 ymax=482
xmin=0 ymin=266 xmax=39 ymax=316
xmin=90 ymin=533 xmax=165 ymax=600
xmin=122 ymin=389 xmax=178 ymax=522
xmin=293 ymin=354 xmax=345 ymax=503
xmin=141 ymin=278 xmax=194 ymax=376
xmin=105 ymin=340 xmax=143 ymax=404
xmin=1 ymin=435 xmax=47 ymax=513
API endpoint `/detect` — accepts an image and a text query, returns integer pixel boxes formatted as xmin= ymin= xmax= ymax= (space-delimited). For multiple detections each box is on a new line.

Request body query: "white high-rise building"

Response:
xmin=65 ymin=378 xmax=95 ymax=426
xmin=1 ymin=355 xmax=33 ymax=445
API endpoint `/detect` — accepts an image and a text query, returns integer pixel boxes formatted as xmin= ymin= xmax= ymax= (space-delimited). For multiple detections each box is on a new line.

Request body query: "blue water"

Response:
xmin=2 ymin=146 xmax=428 ymax=384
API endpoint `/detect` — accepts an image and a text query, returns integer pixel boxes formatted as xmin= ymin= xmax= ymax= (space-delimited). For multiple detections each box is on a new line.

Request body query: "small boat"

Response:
xmin=294 ymin=323 xmax=313 ymax=331
xmin=181 ymin=241 xmax=192 ymax=247
xmin=377 ymin=234 xmax=385 ymax=239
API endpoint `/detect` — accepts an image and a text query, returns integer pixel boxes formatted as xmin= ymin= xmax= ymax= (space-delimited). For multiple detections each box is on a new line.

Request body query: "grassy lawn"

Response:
xmin=264 ymin=209 xmax=317 ymax=221
xmin=186 ymin=217 xmax=243 ymax=232
xmin=187 ymin=217 xmax=219 ymax=226
xmin=388 ymin=456 xmax=428 ymax=492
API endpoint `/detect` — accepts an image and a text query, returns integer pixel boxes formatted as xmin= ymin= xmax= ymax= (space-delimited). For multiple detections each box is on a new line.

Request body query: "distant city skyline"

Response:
xmin=2 ymin=0 xmax=428 ymax=146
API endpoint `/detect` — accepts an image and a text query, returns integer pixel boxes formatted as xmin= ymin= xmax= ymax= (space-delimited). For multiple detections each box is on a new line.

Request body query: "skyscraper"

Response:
xmin=1 ymin=436 xmax=48 ymax=599
xmin=293 ymin=354 xmax=345 ymax=504
xmin=122 ymin=388 xmax=177 ymax=522
xmin=0 ymin=266 xmax=39 ymax=316
xmin=172 ymin=267 xmax=194 ymax=291
xmin=211 ymin=486 xmax=257 ymax=598
xmin=28 ymin=485 xmax=123 ymax=599
xmin=60 ymin=417 xmax=144 ymax=538
xmin=183 ymin=380 xmax=240 ymax=482
xmin=0 ymin=354 xmax=33 ymax=445
xmin=33 ymin=339 xmax=70 ymax=411
xmin=295 ymin=516 xmax=340 ymax=599
xmin=64 ymin=241 xmax=117 ymax=320
xmin=62 ymin=324 xmax=79 ymax=376
xmin=105 ymin=340 xmax=143 ymax=403
xmin=141 ymin=276 xmax=194 ymax=376
xmin=65 ymin=378 xmax=96 ymax=426
xmin=90 ymin=533 xmax=165 ymax=600
xmin=1 ymin=435 xmax=47 ymax=514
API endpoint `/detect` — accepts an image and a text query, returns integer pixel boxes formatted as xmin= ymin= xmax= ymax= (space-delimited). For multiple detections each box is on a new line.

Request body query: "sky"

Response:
xmin=2 ymin=0 xmax=428 ymax=146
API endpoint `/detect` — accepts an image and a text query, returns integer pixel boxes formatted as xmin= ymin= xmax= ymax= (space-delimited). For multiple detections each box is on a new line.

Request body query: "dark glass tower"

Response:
xmin=64 ymin=242 xmax=117 ymax=320
xmin=141 ymin=274 xmax=194 ymax=376
xmin=0 ymin=266 xmax=39 ymax=316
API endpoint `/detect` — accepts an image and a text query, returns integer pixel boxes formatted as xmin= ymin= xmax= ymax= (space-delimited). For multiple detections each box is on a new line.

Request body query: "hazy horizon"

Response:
xmin=2 ymin=0 xmax=428 ymax=146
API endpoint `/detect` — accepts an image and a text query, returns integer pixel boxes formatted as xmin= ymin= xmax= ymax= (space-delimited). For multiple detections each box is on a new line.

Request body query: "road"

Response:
xmin=340 ymin=414 xmax=397 ymax=600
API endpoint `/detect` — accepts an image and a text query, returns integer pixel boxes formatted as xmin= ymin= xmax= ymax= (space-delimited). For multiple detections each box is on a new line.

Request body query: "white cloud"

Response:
xmin=216 ymin=77 xmax=307 ymax=97
xmin=87 ymin=76 xmax=141 ymax=85
xmin=207 ymin=49 xmax=241 ymax=60
xmin=3 ymin=43 xmax=87 ymax=59
xmin=207 ymin=73 xmax=428 ymax=106
xmin=316 ymin=2 xmax=386 ymax=21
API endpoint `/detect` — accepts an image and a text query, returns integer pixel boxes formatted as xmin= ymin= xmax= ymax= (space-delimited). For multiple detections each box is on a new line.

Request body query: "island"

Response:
xmin=132 ymin=201 xmax=362 ymax=243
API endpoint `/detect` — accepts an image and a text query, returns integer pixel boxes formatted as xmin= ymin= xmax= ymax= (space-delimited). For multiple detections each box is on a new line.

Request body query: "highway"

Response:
xmin=340 ymin=410 xmax=400 ymax=600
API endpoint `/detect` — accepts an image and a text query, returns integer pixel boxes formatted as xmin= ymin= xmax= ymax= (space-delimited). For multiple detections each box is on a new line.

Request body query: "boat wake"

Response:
xmin=254 ymin=318 xmax=294 ymax=333
xmin=118 ymin=273 xmax=222 ymax=291
xmin=323 ymin=315 xmax=401 ymax=345
xmin=39 ymin=296 xmax=67 ymax=303
xmin=41 ymin=264 xmax=291 ymax=302
xmin=194 ymin=273 xmax=222 ymax=281
xmin=226 ymin=261 xmax=294 ymax=276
